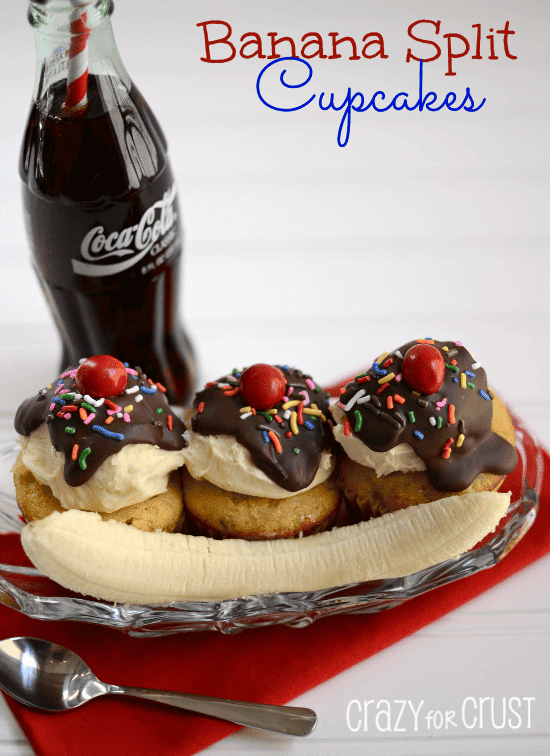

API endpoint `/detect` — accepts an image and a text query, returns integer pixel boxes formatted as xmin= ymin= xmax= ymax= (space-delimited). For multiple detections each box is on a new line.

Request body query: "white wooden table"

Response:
xmin=0 ymin=1 xmax=548 ymax=753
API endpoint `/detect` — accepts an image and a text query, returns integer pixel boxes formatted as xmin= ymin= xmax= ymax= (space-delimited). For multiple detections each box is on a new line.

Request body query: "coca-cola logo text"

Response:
xmin=71 ymin=186 xmax=177 ymax=277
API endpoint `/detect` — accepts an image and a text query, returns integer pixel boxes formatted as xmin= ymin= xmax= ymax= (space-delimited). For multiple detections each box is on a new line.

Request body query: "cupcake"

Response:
xmin=13 ymin=355 xmax=187 ymax=533
xmin=333 ymin=339 xmax=518 ymax=521
xmin=182 ymin=363 xmax=340 ymax=539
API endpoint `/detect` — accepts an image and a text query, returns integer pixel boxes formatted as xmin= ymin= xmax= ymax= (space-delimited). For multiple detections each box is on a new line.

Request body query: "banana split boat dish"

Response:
xmin=14 ymin=341 xmax=517 ymax=604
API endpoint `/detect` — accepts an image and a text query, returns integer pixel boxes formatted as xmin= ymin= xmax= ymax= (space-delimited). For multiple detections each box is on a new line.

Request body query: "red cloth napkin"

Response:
xmin=1 ymin=396 xmax=549 ymax=756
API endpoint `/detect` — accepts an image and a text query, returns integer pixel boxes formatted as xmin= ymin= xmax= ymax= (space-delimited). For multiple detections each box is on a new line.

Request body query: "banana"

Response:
xmin=20 ymin=490 xmax=511 ymax=604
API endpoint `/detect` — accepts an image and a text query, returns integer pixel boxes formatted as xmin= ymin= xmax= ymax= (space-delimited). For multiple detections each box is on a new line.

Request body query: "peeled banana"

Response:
xmin=21 ymin=490 xmax=511 ymax=604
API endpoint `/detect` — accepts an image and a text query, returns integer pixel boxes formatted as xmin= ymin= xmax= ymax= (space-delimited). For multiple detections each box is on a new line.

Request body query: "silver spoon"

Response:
xmin=0 ymin=637 xmax=317 ymax=737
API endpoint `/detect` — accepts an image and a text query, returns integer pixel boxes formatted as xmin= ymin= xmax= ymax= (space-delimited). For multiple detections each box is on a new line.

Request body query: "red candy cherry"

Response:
xmin=402 ymin=344 xmax=445 ymax=395
xmin=75 ymin=355 xmax=128 ymax=399
xmin=239 ymin=364 xmax=287 ymax=411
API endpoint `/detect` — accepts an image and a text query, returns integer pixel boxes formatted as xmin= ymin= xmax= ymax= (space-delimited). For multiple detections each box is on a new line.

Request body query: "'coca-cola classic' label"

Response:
xmin=72 ymin=186 xmax=179 ymax=277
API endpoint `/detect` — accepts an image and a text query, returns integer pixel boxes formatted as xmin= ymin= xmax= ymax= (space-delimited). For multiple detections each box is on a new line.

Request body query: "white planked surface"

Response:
xmin=0 ymin=1 xmax=549 ymax=754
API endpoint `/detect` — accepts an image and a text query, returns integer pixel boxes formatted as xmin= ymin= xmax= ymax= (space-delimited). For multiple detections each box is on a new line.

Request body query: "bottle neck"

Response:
xmin=28 ymin=0 xmax=131 ymax=112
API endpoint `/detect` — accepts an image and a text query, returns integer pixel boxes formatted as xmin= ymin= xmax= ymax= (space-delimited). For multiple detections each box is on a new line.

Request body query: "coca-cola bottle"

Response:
xmin=20 ymin=0 xmax=196 ymax=405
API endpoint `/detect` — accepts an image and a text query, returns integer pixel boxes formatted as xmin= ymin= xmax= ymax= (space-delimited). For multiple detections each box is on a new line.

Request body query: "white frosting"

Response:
xmin=182 ymin=429 xmax=334 ymax=498
xmin=20 ymin=423 xmax=185 ymax=513
xmin=332 ymin=404 xmax=426 ymax=476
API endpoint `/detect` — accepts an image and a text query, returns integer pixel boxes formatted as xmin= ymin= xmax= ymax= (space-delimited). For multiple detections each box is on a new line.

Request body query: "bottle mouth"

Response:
xmin=27 ymin=0 xmax=114 ymax=28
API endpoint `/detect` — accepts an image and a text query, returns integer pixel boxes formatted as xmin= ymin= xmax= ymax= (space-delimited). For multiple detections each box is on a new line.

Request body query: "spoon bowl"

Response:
xmin=0 ymin=637 xmax=317 ymax=736
xmin=0 ymin=637 xmax=104 ymax=712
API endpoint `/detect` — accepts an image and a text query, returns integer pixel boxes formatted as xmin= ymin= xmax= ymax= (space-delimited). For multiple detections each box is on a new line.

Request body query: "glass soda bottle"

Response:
xmin=20 ymin=0 xmax=196 ymax=405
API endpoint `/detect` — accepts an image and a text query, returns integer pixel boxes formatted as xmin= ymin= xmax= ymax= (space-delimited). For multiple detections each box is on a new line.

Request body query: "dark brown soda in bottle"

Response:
xmin=20 ymin=0 xmax=196 ymax=405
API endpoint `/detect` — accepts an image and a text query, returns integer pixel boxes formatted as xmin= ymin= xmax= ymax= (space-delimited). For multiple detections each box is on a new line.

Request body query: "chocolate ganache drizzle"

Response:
xmin=338 ymin=339 xmax=517 ymax=492
xmin=191 ymin=366 xmax=334 ymax=492
xmin=15 ymin=363 xmax=186 ymax=487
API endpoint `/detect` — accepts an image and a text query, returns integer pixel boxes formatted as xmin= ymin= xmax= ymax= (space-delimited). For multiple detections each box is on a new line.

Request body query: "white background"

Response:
xmin=0 ymin=1 xmax=549 ymax=754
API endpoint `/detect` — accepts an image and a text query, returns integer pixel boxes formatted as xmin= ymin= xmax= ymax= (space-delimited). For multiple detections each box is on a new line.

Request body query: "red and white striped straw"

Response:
xmin=63 ymin=0 xmax=92 ymax=111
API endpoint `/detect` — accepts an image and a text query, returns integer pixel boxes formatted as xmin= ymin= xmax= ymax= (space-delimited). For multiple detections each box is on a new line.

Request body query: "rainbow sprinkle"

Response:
xmin=268 ymin=430 xmax=282 ymax=453
xmin=92 ymin=425 xmax=124 ymax=441
xmin=448 ymin=404 xmax=456 ymax=424
xmin=78 ymin=447 xmax=91 ymax=470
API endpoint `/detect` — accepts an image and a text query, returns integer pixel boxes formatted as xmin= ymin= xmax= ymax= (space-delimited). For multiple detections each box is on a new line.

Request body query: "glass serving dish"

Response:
xmin=0 ymin=410 xmax=543 ymax=636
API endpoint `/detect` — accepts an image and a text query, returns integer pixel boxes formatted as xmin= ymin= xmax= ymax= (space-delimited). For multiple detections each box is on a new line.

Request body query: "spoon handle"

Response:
xmin=108 ymin=685 xmax=317 ymax=737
